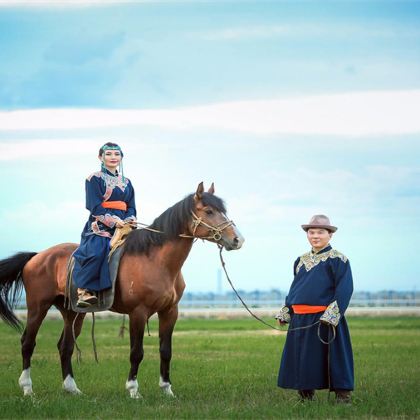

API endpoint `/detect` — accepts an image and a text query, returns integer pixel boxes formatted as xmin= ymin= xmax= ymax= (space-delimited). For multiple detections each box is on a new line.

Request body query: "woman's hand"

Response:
xmin=115 ymin=220 xmax=125 ymax=228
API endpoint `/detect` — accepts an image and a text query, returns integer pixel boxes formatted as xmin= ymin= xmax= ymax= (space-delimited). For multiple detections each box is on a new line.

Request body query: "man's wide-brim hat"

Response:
xmin=301 ymin=215 xmax=337 ymax=233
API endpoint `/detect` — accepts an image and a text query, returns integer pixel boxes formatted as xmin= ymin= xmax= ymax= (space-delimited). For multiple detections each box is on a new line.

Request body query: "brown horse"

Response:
xmin=0 ymin=182 xmax=244 ymax=398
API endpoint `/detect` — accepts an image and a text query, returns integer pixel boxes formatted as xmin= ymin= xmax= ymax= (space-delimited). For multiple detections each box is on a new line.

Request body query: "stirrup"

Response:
xmin=76 ymin=289 xmax=98 ymax=308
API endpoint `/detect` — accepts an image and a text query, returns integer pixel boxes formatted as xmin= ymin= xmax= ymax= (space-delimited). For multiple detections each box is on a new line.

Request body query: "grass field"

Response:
xmin=0 ymin=316 xmax=419 ymax=419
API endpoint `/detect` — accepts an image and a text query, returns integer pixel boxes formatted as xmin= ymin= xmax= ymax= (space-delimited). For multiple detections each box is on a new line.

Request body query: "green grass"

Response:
xmin=0 ymin=316 xmax=419 ymax=419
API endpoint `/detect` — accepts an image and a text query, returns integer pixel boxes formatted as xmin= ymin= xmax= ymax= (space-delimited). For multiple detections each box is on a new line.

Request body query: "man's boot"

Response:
xmin=298 ymin=389 xmax=315 ymax=401
xmin=335 ymin=389 xmax=352 ymax=404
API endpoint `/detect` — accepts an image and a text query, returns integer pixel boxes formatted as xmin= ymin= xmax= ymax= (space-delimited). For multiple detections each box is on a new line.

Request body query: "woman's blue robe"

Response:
xmin=277 ymin=245 xmax=354 ymax=391
xmin=72 ymin=169 xmax=136 ymax=292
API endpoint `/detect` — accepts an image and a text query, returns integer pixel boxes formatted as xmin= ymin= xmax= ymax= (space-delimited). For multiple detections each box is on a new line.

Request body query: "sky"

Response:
xmin=0 ymin=0 xmax=419 ymax=294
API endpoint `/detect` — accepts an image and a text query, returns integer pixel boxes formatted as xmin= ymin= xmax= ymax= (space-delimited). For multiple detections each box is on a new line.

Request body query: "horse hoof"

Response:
xmin=162 ymin=387 xmax=175 ymax=398
xmin=22 ymin=388 xmax=34 ymax=397
xmin=63 ymin=375 xmax=82 ymax=395
xmin=64 ymin=387 xmax=83 ymax=395
xmin=19 ymin=369 xmax=34 ymax=397
xmin=160 ymin=382 xmax=175 ymax=397
xmin=129 ymin=390 xmax=142 ymax=399
xmin=126 ymin=379 xmax=142 ymax=399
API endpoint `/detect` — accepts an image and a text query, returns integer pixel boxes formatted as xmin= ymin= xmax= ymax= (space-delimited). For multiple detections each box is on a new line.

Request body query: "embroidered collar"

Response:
xmin=101 ymin=171 xmax=128 ymax=200
xmin=105 ymin=168 xmax=119 ymax=177
xmin=296 ymin=246 xmax=347 ymax=274
xmin=311 ymin=244 xmax=332 ymax=256
xmin=87 ymin=170 xmax=129 ymax=201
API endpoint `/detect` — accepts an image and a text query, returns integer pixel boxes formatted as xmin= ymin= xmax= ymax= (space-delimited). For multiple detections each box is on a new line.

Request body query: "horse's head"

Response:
xmin=189 ymin=182 xmax=244 ymax=251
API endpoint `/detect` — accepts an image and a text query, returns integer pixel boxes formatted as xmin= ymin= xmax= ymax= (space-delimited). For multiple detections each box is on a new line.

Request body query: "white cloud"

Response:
xmin=2 ymin=200 xmax=84 ymax=224
xmin=1 ymin=200 xmax=86 ymax=251
xmin=227 ymin=164 xmax=420 ymax=231
xmin=1 ymin=90 xmax=420 ymax=136
xmin=0 ymin=0 xmax=187 ymax=6
xmin=0 ymin=139 xmax=100 ymax=161
xmin=198 ymin=24 xmax=420 ymax=41
xmin=200 ymin=25 xmax=295 ymax=41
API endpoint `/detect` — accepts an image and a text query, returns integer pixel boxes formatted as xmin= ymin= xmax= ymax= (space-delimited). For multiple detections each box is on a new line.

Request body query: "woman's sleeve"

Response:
xmin=124 ymin=181 xmax=137 ymax=222
xmin=86 ymin=176 xmax=122 ymax=228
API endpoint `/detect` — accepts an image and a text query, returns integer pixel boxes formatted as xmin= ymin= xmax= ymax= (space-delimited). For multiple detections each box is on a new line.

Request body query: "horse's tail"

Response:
xmin=0 ymin=252 xmax=37 ymax=331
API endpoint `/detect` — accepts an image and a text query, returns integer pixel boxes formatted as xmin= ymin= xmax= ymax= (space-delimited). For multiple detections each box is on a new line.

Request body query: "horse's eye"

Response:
xmin=205 ymin=209 xmax=214 ymax=215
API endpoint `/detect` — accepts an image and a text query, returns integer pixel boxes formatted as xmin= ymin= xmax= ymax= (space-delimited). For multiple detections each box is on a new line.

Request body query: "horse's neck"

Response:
xmin=159 ymin=238 xmax=194 ymax=275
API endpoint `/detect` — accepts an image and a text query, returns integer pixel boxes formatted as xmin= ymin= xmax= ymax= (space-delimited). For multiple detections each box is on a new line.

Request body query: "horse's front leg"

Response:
xmin=125 ymin=309 xmax=147 ymax=399
xmin=158 ymin=306 xmax=178 ymax=397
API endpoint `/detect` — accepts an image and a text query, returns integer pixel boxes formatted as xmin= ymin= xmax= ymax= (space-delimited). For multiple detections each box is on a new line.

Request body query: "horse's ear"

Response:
xmin=194 ymin=182 xmax=204 ymax=201
xmin=207 ymin=183 xmax=215 ymax=195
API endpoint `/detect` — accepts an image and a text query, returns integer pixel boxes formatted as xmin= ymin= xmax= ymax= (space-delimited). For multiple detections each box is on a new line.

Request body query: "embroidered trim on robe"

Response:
xmin=320 ymin=300 xmax=341 ymax=326
xmin=87 ymin=171 xmax=129 ymax=201
xmin=295 ymin=248 xmax=347 ymax=275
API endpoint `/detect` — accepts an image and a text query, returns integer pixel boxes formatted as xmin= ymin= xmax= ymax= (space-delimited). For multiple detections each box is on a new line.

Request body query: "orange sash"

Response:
xmin=292 ymin=304 xmax=327 ymax=314
xmin=102 ymin=201 xmax=127 ymax=211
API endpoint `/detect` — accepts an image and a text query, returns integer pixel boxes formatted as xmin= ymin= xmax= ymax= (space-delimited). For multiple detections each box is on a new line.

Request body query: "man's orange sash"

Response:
xmin=102 ymin=201 xmax=127 ymax=211
xmin=292 ymin=305 xmax=327 ymax=314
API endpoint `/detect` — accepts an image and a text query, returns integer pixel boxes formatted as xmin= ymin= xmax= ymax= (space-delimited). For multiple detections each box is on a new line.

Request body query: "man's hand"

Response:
xmin=275 ymin=306 xmax=291 ymax=325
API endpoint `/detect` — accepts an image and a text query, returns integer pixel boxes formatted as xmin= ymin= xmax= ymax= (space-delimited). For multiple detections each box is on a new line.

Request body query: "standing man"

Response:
xmin=276 ymin=215 xmax=354 ymax=403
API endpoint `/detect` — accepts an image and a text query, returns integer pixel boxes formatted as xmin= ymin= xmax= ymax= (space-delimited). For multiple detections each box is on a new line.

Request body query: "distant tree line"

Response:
xmin=14 ymin=289 xmax=419 ymax=309
xmin=180 ymin=289 xmax=420 ymax=308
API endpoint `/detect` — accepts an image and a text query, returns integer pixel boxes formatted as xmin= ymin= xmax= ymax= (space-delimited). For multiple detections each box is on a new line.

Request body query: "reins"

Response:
xmin=135 ymin=216 xmax=336 ymax=344
xmin=134 ymin=221 xmax=164 ymax=234
xmin=218 ymin=246 xmax=336 ymax=344
xmin=72 ymin=312 xmax=99 ymax=364
xmin=218 ymin=245 xmax=335 ymax=395
xmin=218 ymin=245 xmax=282 ymax=331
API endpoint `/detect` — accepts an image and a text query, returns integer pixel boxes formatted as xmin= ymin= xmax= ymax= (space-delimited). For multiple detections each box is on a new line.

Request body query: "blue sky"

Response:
xmin=1 ymin=0 xmax=419 ymax=293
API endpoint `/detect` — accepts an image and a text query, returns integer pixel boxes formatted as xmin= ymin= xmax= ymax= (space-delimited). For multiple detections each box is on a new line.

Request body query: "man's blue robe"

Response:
xmin=278 ymin=245 xmax=354 ymax=391
xmin=72 ymin=169 xmax=136 ymax=292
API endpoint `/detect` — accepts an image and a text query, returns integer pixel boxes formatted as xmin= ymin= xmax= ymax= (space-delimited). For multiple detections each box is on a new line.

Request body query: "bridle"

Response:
xmin=179 ymin=211 xmax=235 ymax=242
xmin=136 ymin=210 xmax=235 ymax=243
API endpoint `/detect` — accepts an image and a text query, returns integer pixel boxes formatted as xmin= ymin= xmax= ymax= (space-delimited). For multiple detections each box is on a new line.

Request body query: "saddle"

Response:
xmin=65 ymin=225 xmax=133 ymax=313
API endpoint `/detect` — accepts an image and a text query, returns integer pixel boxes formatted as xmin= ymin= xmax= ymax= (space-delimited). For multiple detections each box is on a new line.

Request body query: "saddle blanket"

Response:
xmin=65 ymin=246 xmax=123 ymax=313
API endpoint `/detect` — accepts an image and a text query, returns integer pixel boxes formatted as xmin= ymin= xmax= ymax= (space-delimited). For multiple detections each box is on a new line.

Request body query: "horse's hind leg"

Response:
xmin=158 ymin=306 xmax=178 ymax=397
xmin=56 ymin=303 xmax=86 ymax=394
xmin=18 ymin=303 xmax=50 ymax=396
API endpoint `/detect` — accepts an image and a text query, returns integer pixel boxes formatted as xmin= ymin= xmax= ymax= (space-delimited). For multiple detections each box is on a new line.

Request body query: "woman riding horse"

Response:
xmin=73 ymin=142 xmax=137 ymax=307
xmin=0 ymin=182 xmax=244 ymax=398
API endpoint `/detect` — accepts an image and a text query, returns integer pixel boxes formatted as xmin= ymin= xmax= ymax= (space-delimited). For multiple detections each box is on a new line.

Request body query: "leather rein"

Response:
xmin=218 ymin=246 xmax=336 ymax=344
xmin=135 ymin=213 xmax=335 ymax=344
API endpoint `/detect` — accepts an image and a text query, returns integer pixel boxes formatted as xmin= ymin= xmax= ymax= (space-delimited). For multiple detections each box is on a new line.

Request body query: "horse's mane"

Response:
xmin=123 ymin=192 xmax=226 ymax=256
